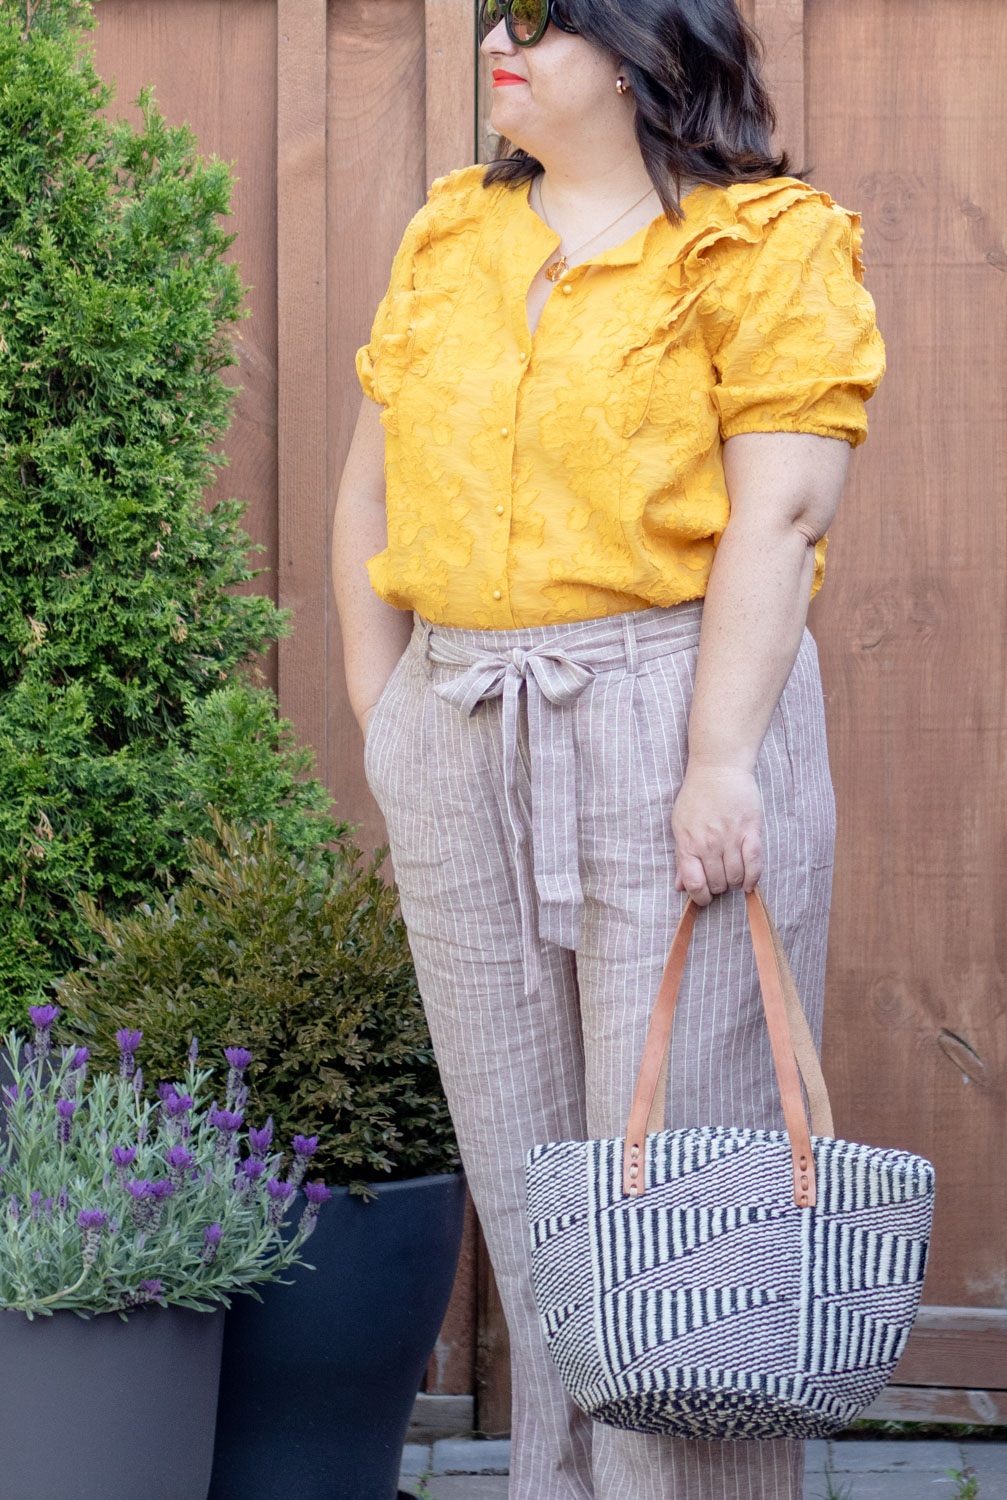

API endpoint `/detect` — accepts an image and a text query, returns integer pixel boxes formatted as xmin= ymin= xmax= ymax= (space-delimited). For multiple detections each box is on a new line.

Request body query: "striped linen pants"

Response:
xmin=363 ymin=598 xmax=836 ymax=1500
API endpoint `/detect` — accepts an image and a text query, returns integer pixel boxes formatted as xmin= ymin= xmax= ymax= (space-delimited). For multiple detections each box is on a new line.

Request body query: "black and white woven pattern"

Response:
xmin=525 ymin=1127 xmax=935 ymax=1439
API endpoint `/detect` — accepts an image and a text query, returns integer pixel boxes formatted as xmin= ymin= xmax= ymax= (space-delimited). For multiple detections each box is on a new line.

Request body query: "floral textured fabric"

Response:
xmin=355 ymin=165 xmax=886 ymax=629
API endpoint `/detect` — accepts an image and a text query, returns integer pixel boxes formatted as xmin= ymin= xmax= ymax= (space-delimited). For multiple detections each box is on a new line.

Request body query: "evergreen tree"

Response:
xmin=0 ymin=0 xmax=346 ymax=1019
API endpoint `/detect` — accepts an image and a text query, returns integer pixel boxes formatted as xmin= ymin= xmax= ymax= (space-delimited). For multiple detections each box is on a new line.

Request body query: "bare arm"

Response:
xmin=331 ymin=394 xmax=414 ymax=738
xmin=672 ymin=429 xmax=850 ymax=906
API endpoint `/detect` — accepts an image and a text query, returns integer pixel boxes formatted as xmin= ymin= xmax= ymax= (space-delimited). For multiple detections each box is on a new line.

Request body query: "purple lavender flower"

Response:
xmin=201 ymin=1222 xmax=222 ymax=1265
xmin=298 ymin=1179 xmax=331 ymax=1239
xmin=265 ymin=1176 xmax=295 ymax=1228
xmin=56 ymin=1096 xmax=76 ymax=1145
xmin=165 ymin=1144 xmax=195 ymax=1189
xmin=247 ymin=1118 xmax=274 ymax=1162
xmin=29 ymin=1191 xmax=42 ymax=1220
xmin=42 ymin=1197 xmax=53 ymax=1220
xmin=132 ymin=1066 xmax=144 ymax=1100
xmin=70 ymin=1047 xmax=89 ymax=1070
xmin=77 ymin=1208 xmax=108 ymax=1266
xmin=112 ymin=1143 xmax=137 ymax=1190
xmin=2 ymin=1084 xmax=17 ymax=1107
xmin=162 ymin=1089 xmax=194 ymax=1142
xmin=115 ymin=1028 xmax=142 ymax=1080
xmin=223 ymin=1046 xmax=252 ymax=1107
xmin=56 ymin=1185 xmax=68 ymax=1213
xmin=29 ymin=1004 xmax=61 ymax=1060
xmin=241 ymin=1158 xmax=267 ymax=1183
xmin=28 ymin=1004 xmax=60 ymax=1029
xmin=210 ymin=1109 xmax=244 ymax=1167
xmin=286 ymin=1133 xmax=320 ymax=1189
xmin=150 ymin=1179 xmax=174 ymax=1200
xmin=119 ymin=1278 xmax=165 ymax=1311
xmin=7 ymin=1195 xmax=19 ymax=1223
xmin=188 ymin=1036 xmax=199 ymax=1063
xmin=126 ymin=1179 xmax=157 ymax=1231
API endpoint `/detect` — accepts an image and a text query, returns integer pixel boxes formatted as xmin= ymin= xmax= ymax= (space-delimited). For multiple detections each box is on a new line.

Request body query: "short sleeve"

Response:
xmin=354 ymin=164 xmax=486 ymax=410
xmin=710 ymin=198 xmax=886 ymax=448
xmin=354 ymin=211 xmax=426 ymax=408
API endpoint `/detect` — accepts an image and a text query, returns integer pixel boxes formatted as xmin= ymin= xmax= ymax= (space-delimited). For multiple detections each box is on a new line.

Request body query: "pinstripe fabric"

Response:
xmin=363 ymin=599 xmax=836 ymax=1500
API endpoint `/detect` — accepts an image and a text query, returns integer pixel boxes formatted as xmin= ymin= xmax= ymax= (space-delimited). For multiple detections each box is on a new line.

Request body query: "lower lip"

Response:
xmin=493 ymin=77 xmax=526 ymax=86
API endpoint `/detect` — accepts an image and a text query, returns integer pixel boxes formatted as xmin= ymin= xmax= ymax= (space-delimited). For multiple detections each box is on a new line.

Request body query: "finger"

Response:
xmin=677 ymin=851 xmax=712 ymax=906
xmin=722 ymin=845 xmax=747 ymax=889
xmin=740 ymin=829 xmax=763 ymax=890
xmin=703 ymin=852 xmax=730 ymax=897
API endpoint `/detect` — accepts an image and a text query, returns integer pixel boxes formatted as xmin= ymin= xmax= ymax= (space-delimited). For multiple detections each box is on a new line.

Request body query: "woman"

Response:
xmin=333 ymin=0 xmax=885 ymax=1495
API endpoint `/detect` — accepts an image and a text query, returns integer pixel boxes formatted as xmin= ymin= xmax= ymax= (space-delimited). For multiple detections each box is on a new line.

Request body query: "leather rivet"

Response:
xmin=631 ymin=1144 xmax=640 ymax=1155
xmin=801 ymin=1175 xmax=809 ymax=1190
xmin=800 ymin=1156 xmax=808 ymax=1169
xmin=628 ymin=1184 xmax=639 ymax=1196
xmin=629 ymin=1165 xmax=638 ymax=1177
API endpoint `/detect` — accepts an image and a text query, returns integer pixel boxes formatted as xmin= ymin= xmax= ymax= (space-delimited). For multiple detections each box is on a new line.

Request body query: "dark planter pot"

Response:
xmin=209 ymin=1170 xmax=467 ymax=1500
xmin=0 ymin=1302 xmax=224 ymax=1500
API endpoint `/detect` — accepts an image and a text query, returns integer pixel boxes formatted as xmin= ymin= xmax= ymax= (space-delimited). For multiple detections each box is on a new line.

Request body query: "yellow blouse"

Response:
xmin=355 ymin=165 xmax=886 ymax=629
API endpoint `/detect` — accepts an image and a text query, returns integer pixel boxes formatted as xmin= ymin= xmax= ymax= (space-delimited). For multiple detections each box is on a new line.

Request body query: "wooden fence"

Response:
xmin=89 ymin=0 xmax=1006 ymax=1430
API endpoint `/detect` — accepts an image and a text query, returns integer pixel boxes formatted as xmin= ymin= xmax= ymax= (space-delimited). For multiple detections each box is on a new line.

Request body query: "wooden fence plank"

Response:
xmin=276 ymin=0 xmax=328 ymax=759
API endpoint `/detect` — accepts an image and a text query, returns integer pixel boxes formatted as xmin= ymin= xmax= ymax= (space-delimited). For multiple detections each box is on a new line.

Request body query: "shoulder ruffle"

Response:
xmin=409 ymin=163 xmax=490 ymax=259
xmin=673 ymin=177 xmax=865 ymax=290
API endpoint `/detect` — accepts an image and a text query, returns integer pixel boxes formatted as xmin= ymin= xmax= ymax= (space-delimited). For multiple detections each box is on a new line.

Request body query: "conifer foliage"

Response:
xmin=0 ymin=0 xmax=344 ymax=1018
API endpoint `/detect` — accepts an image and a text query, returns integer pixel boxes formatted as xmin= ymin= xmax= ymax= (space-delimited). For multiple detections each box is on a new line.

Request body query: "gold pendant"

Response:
xmin=544 ymin=256 xmax=569 ymax=283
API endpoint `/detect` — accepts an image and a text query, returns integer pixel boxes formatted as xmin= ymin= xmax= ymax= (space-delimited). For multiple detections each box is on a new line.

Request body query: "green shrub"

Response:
xmin=53 ymin=810 xmax=461 ymax=1197
xmin=0 ymin=0 xmax=347 ymax=1019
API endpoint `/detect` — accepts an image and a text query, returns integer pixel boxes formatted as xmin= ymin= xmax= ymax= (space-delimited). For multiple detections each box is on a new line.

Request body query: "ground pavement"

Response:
xmin=399 ymin=1435 xmax=1007 ymax=1499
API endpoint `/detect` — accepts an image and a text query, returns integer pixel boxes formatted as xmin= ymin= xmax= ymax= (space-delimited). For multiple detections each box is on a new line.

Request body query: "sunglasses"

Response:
xmin=478 ymin=0 xmax=579 ymax=46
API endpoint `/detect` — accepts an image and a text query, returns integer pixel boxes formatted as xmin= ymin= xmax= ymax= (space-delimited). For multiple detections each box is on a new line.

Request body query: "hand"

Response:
xmin=671 ymin=765 xmax=764 ymax=906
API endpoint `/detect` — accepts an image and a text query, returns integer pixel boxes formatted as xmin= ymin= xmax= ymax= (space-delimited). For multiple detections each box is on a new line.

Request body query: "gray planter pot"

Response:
xmin=0 ymin=1302 xmax=225 ymax=1500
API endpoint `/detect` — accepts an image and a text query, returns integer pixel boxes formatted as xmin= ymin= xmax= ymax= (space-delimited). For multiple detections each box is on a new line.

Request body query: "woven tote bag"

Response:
xmin=524 ymin=886 xmax=936 ymax=1440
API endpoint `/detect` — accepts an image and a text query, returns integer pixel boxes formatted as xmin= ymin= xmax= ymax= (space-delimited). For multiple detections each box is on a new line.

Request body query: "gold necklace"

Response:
xmin=536 ymin=176 xmax=659 ymax=282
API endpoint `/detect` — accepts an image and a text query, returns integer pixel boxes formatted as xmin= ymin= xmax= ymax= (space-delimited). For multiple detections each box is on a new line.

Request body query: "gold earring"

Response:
xmin=615 ymin=75 xmax=631 ymax=94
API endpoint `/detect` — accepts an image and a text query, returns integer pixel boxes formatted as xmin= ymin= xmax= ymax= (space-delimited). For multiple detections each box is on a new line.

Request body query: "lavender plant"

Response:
xmin=0 ymin=1009 xmax=330 ymax=1319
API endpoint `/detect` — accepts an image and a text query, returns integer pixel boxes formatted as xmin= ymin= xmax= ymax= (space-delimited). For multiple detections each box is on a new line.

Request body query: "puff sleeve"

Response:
xmin=710 ymin=197 xmax=886 ymax=448
xmin=354 ymin=210 xmax=426 ymax=409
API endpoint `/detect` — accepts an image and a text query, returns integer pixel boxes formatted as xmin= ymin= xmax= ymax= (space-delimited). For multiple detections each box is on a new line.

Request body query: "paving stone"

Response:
xmin=804 ymin=1439 xmax=830 ymax=1471
xmin=826 ymin=1439 xmax=963 ymax=1472
xmin=961 ymin=1443 xmax=1007 ymax=1477
xmin=408 ymin=1479 xmax=510 ymax=1499
xmin=432 ymin=1437 xmax=511 ymax=1475
xmin=816 ymin=1476 xmax=958 ymax=1499
xmin=399 ymin=1442 xmax=433 ymax=1476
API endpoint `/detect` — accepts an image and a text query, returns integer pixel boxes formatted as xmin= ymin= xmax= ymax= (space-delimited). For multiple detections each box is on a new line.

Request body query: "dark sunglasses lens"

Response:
xmin=479 ymin=0 xmax=505 ymax=40
xmin=511 ymin=0 xmax=547 ymax=40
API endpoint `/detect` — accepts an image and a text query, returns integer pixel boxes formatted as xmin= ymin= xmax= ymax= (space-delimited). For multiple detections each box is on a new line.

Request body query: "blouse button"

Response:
xmin=519 ymin=351 xmax=527 ymax=362
xmin=495 ymin=505 xmax=504 ymax=516
xmin=492 ymin=589 xmax=502 ymax=601
xmin=500 ymin=427 xmax=509 ymax=437
xmin=562 ymin=284 xmax=572 ymax=295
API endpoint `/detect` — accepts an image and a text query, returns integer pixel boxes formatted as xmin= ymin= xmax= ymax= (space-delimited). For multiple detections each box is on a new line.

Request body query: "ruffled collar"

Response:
xmin=507 ymin=171 xmax=855 ymax=276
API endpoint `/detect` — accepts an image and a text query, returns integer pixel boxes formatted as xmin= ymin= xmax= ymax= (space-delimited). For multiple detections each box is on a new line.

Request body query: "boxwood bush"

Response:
xmin=53 ymin=810 xmax=460 ymax=1197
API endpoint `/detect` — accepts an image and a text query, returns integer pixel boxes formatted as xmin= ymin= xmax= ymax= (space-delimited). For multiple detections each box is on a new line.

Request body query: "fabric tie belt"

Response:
xmin=427 ymin=636 xmax=593 ymax=997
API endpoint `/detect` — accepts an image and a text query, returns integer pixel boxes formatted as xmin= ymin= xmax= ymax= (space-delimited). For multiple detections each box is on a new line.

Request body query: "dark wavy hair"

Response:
xmin=481 ymin=0 xmax=814 ymax=223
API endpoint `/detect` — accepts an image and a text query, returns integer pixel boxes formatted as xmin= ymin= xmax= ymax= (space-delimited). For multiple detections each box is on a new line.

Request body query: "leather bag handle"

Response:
xmin=621 ymin=885 xmax=834 ymax=1208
